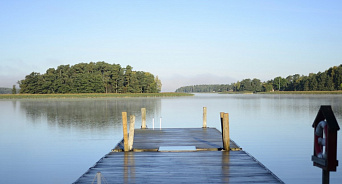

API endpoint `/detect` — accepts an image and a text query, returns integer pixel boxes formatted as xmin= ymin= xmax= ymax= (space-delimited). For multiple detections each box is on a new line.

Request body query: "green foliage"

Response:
xmin=12 ymin=85 xmax=17 ymax=94
xmin=278 ymin=65 xmax=342 ymax=91
xmin=18 ymin=62 xmax=162 ymax=94
xmin=175 ymin=64 xmax=342 ymax=93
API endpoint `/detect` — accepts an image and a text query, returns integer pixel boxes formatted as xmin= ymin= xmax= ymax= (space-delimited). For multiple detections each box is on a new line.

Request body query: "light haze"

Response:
xmin=1 ymin=1 xmax=341 ymax=92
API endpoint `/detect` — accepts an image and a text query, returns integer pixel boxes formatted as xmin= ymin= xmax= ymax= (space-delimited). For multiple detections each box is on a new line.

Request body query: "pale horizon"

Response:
xmin=1 ymin=1 xmax=341 ymax=92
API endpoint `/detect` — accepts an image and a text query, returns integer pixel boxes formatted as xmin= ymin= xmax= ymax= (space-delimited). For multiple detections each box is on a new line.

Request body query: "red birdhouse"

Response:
xmin=312 ymin=105 xmax=340 ymax=171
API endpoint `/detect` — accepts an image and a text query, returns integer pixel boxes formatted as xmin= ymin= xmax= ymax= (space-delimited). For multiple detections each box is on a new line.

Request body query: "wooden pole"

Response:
xmin=122 ymin=112 xmax=129 ymax=152
xmin=96 ymin=172 xmax=102 ymax=184
xmin=220 ymin=112 xmax=224 ymax=140
xmin=322 ymin=169 xmax=330 ymax=184
xmin=222 ymin=113 xmax=230 ymax=151
xmin=141 ymin=108 xmax=146 ymax=129
xmin=128 ymin=115 xmax=135 ymax=151
xmin=203 ymin=107 xmax=207 ymax=128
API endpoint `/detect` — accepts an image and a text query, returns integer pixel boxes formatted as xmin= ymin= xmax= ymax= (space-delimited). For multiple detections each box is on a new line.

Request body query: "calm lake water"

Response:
xmin=1 ymin=93 xmax=342 ymax=183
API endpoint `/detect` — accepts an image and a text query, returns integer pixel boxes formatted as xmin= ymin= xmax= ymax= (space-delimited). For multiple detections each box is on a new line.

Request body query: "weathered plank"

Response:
xmin=74 ymin=151 xmax=283 ymax=184
xmin=74 ymin=128 xmax=283 ymax=183
xmin=113 ymin=128 xmax=241 ymax=152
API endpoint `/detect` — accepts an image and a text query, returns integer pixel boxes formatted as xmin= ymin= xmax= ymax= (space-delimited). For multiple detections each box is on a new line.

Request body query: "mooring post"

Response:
xmin=122 ymin=112 xmax=129 ymax=152
xmin=141 ymin=108 xmax=146 ymax=129
xmin=96 ymin=172 xmax=102 ymax=184
xmin=222 ymin=113 xmax=230 ymax=151
xmin=203 ymin=107 xmax=207 ymax=128
xmin=220 ymin=112 xmax=224 ymax=140
xmin=128 ymin=115 xmax=135 ymax=151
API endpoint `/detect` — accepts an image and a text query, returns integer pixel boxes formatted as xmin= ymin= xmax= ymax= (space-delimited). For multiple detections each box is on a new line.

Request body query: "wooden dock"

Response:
xmin=73 ymin=128 xmax=283 ymax=183
xmin=113 ymin=128 xmax=241 ymax=152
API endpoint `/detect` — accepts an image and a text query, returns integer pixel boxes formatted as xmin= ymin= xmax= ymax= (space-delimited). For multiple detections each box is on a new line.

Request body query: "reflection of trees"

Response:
xmin=19 ymin=98 xmax=161 ymax=129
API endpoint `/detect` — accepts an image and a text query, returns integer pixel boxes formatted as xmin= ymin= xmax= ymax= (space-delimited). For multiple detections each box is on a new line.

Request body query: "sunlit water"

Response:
xmin=1 ymin=94 xmax=342 ymax=183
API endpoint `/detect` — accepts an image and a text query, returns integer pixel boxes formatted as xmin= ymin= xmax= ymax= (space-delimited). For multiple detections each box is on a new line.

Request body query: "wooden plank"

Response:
xmin=73 ymin=151 xmax=283 ymax=184
xmin=75 ymin=128 xmax=283 ymax=183
xmin=113 ymin=128 xmax=241 ymax=152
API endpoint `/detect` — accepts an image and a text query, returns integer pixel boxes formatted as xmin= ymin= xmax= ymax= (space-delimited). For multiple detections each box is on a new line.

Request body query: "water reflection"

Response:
xmin=221 ymin=151 xmax=230 ymax=183
xmin=2 ymin=94 xmax=342 ymax=184
xmin=18 ymin=98 xmax=161 ymax=129
xmin=123 ymin=152 xmax=135 ymax=183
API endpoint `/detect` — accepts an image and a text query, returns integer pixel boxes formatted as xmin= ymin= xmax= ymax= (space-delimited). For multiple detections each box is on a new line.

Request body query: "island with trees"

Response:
xmin=176 ymin=64 xmax=342 ymax=93
xmin=18 ymin=61 xmax=162 ymax=94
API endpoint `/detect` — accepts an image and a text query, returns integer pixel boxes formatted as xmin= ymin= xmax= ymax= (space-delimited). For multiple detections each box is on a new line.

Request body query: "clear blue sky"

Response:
xmin=1 ymin=1 xmax=341 ymax=92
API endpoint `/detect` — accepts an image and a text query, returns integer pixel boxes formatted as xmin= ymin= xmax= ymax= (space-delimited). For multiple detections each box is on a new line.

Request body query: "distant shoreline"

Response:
xmin=218 ymin=91 xmax=342 ymax=95
xmin=0 ymin=93 xmax=193 ymax=99
xmin=258 ymin=91 xmax=342 ymax=95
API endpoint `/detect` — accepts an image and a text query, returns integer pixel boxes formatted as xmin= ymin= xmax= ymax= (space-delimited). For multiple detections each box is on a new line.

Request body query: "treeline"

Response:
xmin=18 ymin=61 xmax=162 ymax=94
xmin=175 ymin=84 xmax=234 ymax=93
xmin=176 ymin=64 xmax=342 ymax=93
xmin=0 ymin=87 xmax=12 ymax=94
xmin=0 ymin=86 xmax=18 ymax=94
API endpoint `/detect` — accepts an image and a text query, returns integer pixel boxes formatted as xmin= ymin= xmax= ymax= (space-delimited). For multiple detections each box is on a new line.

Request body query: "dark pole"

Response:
xmin=322 ymin=169 xmax=329 ymax=184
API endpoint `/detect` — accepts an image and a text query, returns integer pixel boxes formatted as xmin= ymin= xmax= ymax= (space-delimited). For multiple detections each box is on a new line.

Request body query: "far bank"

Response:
xmin=0 ymin=93 xmax=193 ymax=99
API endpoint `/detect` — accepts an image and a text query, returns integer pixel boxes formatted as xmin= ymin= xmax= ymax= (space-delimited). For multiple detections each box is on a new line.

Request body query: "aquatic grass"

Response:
xmin=0 ymin=92 xmax=193 ymax=99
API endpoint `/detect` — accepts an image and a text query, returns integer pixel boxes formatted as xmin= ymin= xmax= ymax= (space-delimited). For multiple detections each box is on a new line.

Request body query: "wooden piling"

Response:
xmin=220 ymin=112 xmax=224 ymax=139
xmin=141 ymin=108 xmax=146 ymax=129
xmin=128 ymin=115 xmax=135 ymax=151
xmin=222 ymin=113 xmax=230 ymax=151
xmin=96 ymin=172 xmax=102 ymax=184
xmin=203 ymin=107 xmax=207 ymax=128
xmin=122 ymin=112 xmax=129 ymax=152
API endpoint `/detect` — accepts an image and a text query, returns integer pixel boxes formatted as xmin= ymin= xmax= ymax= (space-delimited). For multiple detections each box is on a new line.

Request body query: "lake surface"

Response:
xmin=1 ymin=93 xmax=342 ymax=183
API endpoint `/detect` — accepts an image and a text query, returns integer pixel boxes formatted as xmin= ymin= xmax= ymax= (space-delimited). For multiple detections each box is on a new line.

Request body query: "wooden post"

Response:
xmin=220 ymin=112 xmax=224 ymax=140
xmin=96 ymin=172 xmax=102 ymax=184
xmin=141 ymin=108 xmax=146 ymax=129
xmin=122 ymin=112 xmax=129 ymax=152
xmin=128 ymin=115 xmax=135 ymax=151
xmin=222 ymin=113 xmax=230 ymax=151
xmin=203 ymin=107 xmax=207 ymax=128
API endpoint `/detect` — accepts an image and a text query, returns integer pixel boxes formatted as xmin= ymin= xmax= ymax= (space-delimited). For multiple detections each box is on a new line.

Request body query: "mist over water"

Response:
xmin=1 ymin=94 xmax=342 ymax=183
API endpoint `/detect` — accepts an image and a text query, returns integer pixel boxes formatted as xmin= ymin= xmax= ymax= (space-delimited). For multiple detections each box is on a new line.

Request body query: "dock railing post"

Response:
xmin=128 ymin=115 xmax=135 ymax=151
xmin=122 ymin=112 xmax=129 ymax=152
xmin=222 ymin=113 xmax=230 ymax=151
xmin=141 ymin=108 xmax=146 ymax=129
xmin=203 ymin=107 xmax=207 ymax=128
